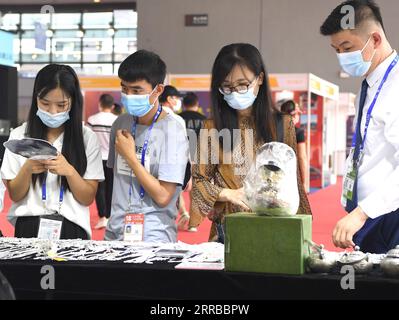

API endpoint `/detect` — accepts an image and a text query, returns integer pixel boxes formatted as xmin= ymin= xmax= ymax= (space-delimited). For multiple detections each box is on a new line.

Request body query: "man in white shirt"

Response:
xmin=87 ymin=94 xmax=118 ymax=229
xmin=159 ymin=85 xmax=187 ymax=130
xmin=321 ymin=0 xmax=399 ymax=253
xmin=159 ymin=86 xmax=191 ymax=229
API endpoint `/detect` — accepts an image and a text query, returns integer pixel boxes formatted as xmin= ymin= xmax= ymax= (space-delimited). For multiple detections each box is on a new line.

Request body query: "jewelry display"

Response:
xmin=0 ymin=238 xmax=225 ymax=266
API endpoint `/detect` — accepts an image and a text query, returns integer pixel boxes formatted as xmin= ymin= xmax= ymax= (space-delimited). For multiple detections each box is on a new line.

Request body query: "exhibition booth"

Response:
xmin=2 ymin=70 xmax=398 ymax=301
xmin=269 ymin=73 xmax=340 ymax=190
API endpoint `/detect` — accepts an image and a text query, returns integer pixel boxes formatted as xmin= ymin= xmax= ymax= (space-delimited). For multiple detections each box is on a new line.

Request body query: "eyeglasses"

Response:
xmin=218 ymin=77 xmax=258 ymax=95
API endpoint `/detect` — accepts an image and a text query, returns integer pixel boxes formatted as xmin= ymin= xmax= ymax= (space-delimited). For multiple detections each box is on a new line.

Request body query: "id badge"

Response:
xmin=342 ymin=147 xmax=363 ymax=203
xmin=116 ymin=154 xmax=151 ymax=177
xmin=343 ymin=161 xmax=357 ymax=202
xmin=123 ymin=213 xmax=144 ymax=242
xmin=37 ymin=215 xmax=63 ymax=240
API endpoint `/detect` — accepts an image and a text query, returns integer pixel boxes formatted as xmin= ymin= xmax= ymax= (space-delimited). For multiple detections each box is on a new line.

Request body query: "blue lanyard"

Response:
xmin=41 ymin=176 xmax=65 ymax=212
xmin=352 ymin=54 xmax=399 ymax=152
xmin=129 ymin=105 xmax=162 ymax=202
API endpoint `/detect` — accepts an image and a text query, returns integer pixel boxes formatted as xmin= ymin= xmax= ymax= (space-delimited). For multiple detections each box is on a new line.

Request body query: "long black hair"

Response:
xmin=210 ymin=43 xmax=277 ymax=147
xmin=26 ymin=64 xmax=87 ymax=191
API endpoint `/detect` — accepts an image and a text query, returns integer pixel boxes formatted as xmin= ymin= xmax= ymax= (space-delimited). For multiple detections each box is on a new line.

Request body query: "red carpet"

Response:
xmin=308 ymin=177 xmax=347 ymax=251
xmin=0 ymin=178 xmax=346 ymax=251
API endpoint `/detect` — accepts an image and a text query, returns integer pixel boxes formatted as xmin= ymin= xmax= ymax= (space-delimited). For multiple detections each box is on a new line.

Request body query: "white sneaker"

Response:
xmin=188 ymin=227 xmax=198 ymax=232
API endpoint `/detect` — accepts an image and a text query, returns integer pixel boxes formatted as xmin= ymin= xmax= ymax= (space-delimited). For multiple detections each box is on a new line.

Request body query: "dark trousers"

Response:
xmin=95 ymin=160 xmax=114 ymax=219
xmin=354 ymin=209 xmax=399 ymax=254
xmin=15 ymin=216 xmax=88 ymax=240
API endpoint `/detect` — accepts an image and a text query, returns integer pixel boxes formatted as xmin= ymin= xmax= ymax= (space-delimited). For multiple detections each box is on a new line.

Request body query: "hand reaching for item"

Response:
xmin=332 ymin=206 xmax=368 ymax=249
xmin=219 ymin=188 xmax=251 ymax=211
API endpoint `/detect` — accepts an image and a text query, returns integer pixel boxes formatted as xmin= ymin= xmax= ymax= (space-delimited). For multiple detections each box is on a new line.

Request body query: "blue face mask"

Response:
xmin=36 ymin=108 xmax=70 ymax=128
xmin=222 ymin=80 xmax=258 ymax=110
xmin=337 ymin=36 xmax=376 ymax=77
xmin=121 ymin=87 xmax=157 ymax=117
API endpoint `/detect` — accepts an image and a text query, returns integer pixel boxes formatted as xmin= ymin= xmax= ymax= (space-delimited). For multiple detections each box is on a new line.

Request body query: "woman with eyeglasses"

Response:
xmin=0 ymin=64 xmax=104 ymax=239
xmin=191 ymin=43 xmax=312 ymax=242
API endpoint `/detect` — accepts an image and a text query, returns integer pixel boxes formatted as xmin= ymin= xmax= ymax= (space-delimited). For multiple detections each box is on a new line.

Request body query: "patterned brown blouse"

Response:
xmin=191 ymin=113 xmax=312 ymax=241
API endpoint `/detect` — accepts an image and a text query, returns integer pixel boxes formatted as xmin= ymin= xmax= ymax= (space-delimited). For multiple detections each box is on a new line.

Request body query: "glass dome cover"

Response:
xmin=243 ymin=142 xmax=299 ymax=216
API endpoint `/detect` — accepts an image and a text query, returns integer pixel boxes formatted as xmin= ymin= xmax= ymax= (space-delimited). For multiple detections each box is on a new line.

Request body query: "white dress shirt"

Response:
xmin=347 ymin=50 xmax=399 ymax=219
xmin=0 ymin=123 xmax=105 ymax=238
xmin=162 ymin=106 xmax=187 ymax=134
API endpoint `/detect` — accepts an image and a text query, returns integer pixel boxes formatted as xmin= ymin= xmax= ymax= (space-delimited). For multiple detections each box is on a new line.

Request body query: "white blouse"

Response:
xmin=0 ymin=122 xmax=105 ymax=238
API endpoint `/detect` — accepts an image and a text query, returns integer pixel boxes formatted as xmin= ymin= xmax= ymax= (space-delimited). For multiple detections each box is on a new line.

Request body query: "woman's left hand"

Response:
xmin=41 ymin=153 xmax=75 ymax=177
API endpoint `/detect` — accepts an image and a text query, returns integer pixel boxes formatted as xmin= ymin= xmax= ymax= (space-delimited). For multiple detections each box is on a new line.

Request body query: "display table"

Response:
xmin=0 ymin=238 xmax=398 ymax=300
xmin=0 ymin=259 xmax=398 ymax=300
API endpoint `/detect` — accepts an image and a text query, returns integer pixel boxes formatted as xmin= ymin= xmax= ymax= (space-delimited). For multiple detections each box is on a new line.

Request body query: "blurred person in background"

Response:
xmin=280 ymin=100 xmax=308 ymax=192
xmin=159 ymin=85 xmax=186 ymax=129
xmin=87 ymin=94 xmax=118 ymax=229
xmin=159 ymin=86 xmax=191 ymax=230
xmin=178 ymin=92 xmax=207 ymax=232
xmin=112 ymin=102 xmax=124 ymax=116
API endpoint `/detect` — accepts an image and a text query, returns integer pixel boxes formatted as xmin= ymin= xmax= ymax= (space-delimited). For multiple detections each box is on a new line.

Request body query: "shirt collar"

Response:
xmin=366 ymin=50 xmax=397 ymax=88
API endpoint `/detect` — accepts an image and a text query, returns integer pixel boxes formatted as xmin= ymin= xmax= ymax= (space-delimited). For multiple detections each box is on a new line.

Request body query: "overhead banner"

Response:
xmin=34 ymin=22 xmax=46 ymax=51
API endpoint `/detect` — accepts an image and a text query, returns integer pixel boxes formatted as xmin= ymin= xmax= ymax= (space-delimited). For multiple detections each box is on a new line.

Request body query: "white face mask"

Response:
xmin=337 ymin=36 xmax=376 ymax=77
xmin=121 ymin=87 xmax=158 ymax=117
xmin=173 ymin=99 xmax=182 ymax=112
xmin=36 ymin=108 xmax=70 ymax=128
